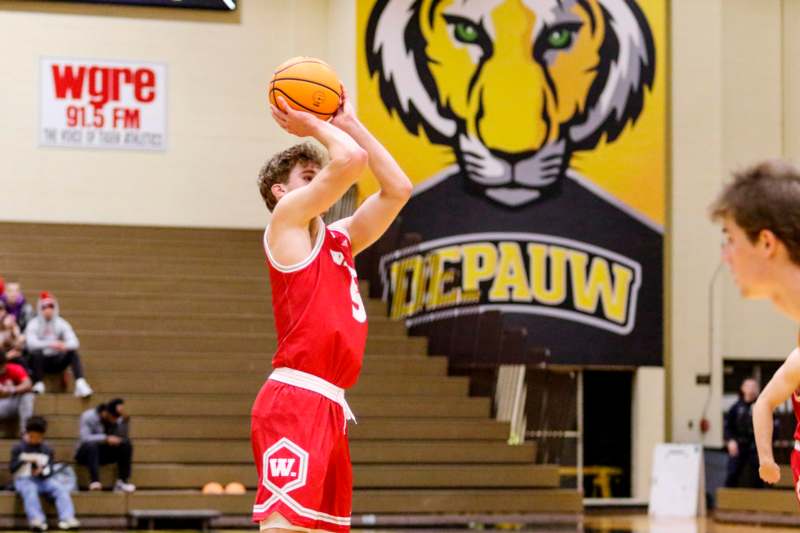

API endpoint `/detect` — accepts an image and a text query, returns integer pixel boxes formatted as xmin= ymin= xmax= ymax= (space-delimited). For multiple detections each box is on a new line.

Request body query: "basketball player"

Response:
xmin=250 ymin=87 xmax=412 ymax=533
xmin=711 ymin=160 xmax=800 ymax=493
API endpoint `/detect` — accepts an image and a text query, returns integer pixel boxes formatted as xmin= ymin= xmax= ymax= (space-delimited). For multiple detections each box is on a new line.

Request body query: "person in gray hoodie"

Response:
xmin=23 ymin=292 xmax=93 ymax=398
xmin=74 ymin=399 xmax=135 ymax=493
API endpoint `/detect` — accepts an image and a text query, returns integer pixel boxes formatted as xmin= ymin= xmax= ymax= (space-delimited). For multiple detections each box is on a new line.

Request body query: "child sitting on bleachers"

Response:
xmin=11 ymin=416 xmax=80 ymax=532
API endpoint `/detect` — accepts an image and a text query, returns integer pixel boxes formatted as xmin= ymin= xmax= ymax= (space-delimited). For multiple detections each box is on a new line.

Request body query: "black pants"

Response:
xmin=725 ymin=447 xmax=763 ymax=488
xmin=25 ymin=350 xmax=85 ymax=382
xmin=75 ymin=440 xmax=133 ymax=483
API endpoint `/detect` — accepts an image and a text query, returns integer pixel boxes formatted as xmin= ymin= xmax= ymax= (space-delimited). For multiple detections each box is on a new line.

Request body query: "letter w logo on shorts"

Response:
xmin=262 ymin=438 xmax=309 ymax=493
xmin=269 ymin=458 xmax=297 ymax=478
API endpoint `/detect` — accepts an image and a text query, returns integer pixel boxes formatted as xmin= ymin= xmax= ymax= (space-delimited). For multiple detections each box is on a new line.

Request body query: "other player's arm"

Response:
xmin=330 ymin=87 xmax=412 ymax=256
xmin=753 ymin=347 xmax=800 ymax=484
xmin=268 ymin=97 xmax=367 ymax=262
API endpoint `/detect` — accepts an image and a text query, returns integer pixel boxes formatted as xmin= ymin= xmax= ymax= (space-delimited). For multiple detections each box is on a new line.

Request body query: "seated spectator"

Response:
xmin=0 ymin=301 xmax=27 ymax=365
xmin=24 ymin=292 xmax=93 ymax=398
xmin=725 ymin=377 xmax=762 ymax=488
xmin=0 ymin=350 xmax=34 ymax=433
xmin=2 ymin=283 xmax=35 ymax=332
xmin=12 ymin=416 xmax=80 ymax=532
xmin=75 ymin=399 xmax=135 ymax=493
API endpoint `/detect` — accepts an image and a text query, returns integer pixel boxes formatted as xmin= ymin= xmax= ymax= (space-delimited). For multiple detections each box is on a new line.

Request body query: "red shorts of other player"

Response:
xmin=251 ymin=368 xmax=355 ymax=532
xmin=791 ymin=444 xmax=800 ymax=505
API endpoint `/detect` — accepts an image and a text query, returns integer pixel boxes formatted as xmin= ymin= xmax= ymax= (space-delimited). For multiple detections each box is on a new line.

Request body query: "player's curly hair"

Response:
xmin=711 ymin=159 xmax=800 ymax=265
xmin=257 ymin=142 xmax=327 ymax=211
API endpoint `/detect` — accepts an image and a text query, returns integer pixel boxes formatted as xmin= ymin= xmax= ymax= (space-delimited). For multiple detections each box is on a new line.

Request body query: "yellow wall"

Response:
xmin=632 ymin=366 xmax=665 ymax=500
xmin=0 ymin=0 xmax=354 ymax=229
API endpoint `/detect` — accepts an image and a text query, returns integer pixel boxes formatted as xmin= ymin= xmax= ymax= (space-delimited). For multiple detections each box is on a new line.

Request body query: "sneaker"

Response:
xmin=73 ymin=378 xmax=93 ymax=398
xmin=88 ymin=481 xmax=102 ymax=491
xmin=30 ymin=520 xmax=48 ymax=532
xmin=57 ymin=518 xmax=80 ymax=531
xmin=113 ymin=479 xmax=135 ymax=493
xmin=31 ymin=382 xmax=45 ymax=395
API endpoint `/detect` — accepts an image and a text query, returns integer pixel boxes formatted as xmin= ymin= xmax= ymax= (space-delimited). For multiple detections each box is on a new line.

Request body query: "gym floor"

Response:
xmin=0 ymin=516 xmax=794 ymax=532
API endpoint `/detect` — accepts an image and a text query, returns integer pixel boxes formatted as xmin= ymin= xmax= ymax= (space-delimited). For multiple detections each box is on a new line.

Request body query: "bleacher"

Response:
xmin=0 ymin=221 xmax=582 ymax=528
xmin=716 ymin=465 xmax=800 ymax=526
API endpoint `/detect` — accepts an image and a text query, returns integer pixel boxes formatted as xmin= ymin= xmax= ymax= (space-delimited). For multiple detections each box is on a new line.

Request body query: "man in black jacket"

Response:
xmin=724 ymin=378 xmax=762 ymax=488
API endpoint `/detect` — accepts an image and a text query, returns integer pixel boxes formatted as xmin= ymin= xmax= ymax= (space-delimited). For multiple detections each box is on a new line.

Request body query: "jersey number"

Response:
xmin=331 ymin=251 xmax=367 ymax=323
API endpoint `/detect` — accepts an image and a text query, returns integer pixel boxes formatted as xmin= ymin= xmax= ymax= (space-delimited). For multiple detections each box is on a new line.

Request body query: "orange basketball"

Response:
xmin=269 ymin=56 xmax=341 ymax=121
xmin=224 ymin=482 xmax=246 ymax=495
xmin=202 ymin=482 xmax=224 ymax=495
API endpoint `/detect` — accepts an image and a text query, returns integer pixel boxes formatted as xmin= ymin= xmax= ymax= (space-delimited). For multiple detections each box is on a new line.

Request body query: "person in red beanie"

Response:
xmin=23 ymin=292 xmax=93 ymax=398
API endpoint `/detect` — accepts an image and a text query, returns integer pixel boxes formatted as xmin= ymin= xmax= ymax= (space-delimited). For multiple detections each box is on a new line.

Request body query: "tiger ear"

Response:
xmin=568 ymin=0 xmax=656 ymax=148
xmin=366 ymin=0 xmax=458 ymax=142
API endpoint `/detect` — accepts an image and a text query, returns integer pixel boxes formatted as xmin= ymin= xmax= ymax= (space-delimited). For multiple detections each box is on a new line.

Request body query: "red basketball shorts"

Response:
xmin=251 ymin=378 xmax=352 ymax=532
xmin=791 ymin=446 xmax=800 ymax=505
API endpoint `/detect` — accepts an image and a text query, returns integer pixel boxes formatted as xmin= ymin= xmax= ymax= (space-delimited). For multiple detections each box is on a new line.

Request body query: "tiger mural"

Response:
xmin=359 ymin=0 xmax=664 ymax=365
xmin=366 ymin=0 xmax=655 ymax=207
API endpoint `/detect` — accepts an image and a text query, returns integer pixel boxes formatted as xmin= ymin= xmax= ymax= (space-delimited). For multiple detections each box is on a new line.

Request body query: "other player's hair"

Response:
xmin=711 ymin=159 xmax=800 ymax=265
xmin=257 ymin=142 xmax=326 ymax=211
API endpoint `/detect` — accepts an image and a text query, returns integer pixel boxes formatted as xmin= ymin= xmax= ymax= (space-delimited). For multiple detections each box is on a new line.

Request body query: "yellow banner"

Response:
xmin=355 ymin=0 xmax=665 ymax=365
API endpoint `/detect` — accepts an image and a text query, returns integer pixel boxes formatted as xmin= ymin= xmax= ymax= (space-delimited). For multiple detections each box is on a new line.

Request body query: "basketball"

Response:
xmin=224 ymin=482 xmax=246 ymax=495
xmin=201 ymin=482 xmax=224 ymax=495
xmin=269 ymin=56 xmax=341 ymax=120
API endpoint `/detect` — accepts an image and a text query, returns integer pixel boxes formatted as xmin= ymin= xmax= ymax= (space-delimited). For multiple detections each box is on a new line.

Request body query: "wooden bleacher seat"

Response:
xmin=0 ymin=221 xmax=582 ymax=525
xmin=715 ymin=465 xmax=799 ymax=526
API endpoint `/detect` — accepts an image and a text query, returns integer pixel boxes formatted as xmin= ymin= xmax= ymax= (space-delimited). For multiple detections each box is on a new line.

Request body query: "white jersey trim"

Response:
xmin=264 ymin=218 xmax=325 ymax=274
xmin=260 ymin=512 xmax=332 ymax=532
xmin=268 ymin=367 xmax=356 ymax=426
xmin=327 ymin=219 xmax=351 ymax=242
xmin=253 ymin=492 xmax=351 ymax=526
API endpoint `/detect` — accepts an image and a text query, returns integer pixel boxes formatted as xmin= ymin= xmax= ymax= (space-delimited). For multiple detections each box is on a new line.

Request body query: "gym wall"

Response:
xmin=0 ymin=0 xmax=355 ymax=229
xmin=3 ymin=0 xmax=800 ymax=454
xmin=671 ymin=0 xmax=799 ymax=447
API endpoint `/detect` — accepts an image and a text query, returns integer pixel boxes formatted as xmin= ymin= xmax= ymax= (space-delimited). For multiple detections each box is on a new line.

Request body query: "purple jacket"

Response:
xmin=1 ymin=295 xmax=33 ymax=330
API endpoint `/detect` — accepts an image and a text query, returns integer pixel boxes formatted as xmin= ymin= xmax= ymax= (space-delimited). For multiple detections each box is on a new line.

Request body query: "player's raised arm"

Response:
xmin=269 ymin=96 xmax=367 ymax=228
xmin=329 ymin=87 xmax=413 ymax=256
xmin=754 ymin=347 xmax=800 ymax=484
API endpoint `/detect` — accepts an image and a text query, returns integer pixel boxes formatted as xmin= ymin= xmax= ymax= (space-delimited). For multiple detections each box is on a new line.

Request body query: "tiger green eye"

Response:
xmin=547 ymin=28 xmax=573 ymax=49
xmin=455 ymin=22 xmax=480 ymax=43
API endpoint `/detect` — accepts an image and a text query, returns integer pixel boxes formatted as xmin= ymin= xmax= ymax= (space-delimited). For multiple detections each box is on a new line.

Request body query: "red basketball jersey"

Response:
xmin=264 ymin=219 xmax=368 ymax=389
xmin=793 ymin=389 xmax=800 ymax=442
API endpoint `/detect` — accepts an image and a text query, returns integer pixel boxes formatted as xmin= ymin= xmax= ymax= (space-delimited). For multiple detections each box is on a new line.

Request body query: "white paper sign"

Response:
xmin=648 ymin=444 xmax=706 ymax=518
xmin=40 ymin=57 xmax=167 ymax=151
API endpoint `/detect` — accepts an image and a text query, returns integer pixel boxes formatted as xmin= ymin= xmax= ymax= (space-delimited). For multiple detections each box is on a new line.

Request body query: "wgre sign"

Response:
xmin=40 ymin=57 xmax=167 ymax=151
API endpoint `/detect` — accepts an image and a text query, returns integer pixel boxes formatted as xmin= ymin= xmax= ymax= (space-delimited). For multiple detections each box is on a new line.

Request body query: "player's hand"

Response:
xmin=331 ymin=85 xmax=357 ymax=130
xmin=107 ymin=435 xmax=123 ymax=446
xmin=759 ymin=459 xmax=781 ymax=484
xmin=270 ymin=96 xmax=320 ymax=138
xmin=726 ymin=440 xmax=739 ymax=457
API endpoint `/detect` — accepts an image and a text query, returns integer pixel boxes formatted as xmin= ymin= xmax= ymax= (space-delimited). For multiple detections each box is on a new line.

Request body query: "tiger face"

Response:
xmin=367 ymin=0 xmax=655 ymax=207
